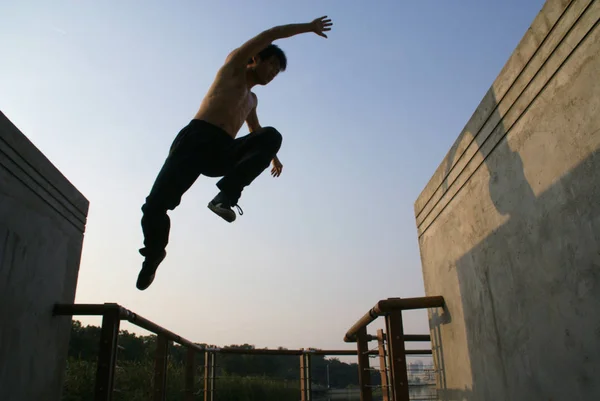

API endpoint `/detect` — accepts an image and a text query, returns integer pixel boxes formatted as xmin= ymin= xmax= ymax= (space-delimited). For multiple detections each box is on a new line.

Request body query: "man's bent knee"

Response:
xmin=142 ymin=196 xmax=179 ymax=215
xmin=260 ymin=126 xmax=283 ymax=151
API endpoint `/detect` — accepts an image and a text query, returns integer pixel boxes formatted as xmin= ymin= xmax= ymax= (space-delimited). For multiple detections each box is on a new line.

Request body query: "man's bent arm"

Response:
xmin=227 ymin=22 xmax=312 ymax=65
xmin=245 ymin=109 xmax=280 ymax=165
xmin=245 ymin=106 xmax=261 ymax=133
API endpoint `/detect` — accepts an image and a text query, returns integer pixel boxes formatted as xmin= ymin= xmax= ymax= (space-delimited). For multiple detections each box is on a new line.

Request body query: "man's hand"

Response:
xmin=226 ymin=16 xmax=333 ymax=68
xmin=271 ymin=157 xmax=283 ymax=177
xmin=310 ymin=16 xmax=333 ymax=38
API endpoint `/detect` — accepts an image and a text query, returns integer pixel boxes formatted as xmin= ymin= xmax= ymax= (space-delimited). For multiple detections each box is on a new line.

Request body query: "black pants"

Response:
xmin=140 ymin=119 xmax=282 ymax=255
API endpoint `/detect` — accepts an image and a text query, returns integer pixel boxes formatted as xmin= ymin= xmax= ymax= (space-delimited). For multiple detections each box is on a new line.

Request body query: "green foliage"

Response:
xmin=216 ymin=376 xmax=299 ymax=401
xmin=62 ymin=320 xmax=373 ymax=401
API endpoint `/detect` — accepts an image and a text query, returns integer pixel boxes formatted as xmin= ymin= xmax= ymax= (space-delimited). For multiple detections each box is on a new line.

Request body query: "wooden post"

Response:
xmin=94 ymin=307 xmax=121 ymax=401
xmin=300 ymin=353 xmax=312 ymax=401
xmin=377 ymin=329 xmax=390 ymax=401
xmin=203 ymin=351 xmax=216 ymax=401
xmin=153 ymin=334 xmax=169 ymax=401
xmin=356 ymin=327 xmax=373 ymax=401
xmin=386 ymin=311 xmax=409 ymax=401
xmin=185 ymin=348 xmax=195 ymax=401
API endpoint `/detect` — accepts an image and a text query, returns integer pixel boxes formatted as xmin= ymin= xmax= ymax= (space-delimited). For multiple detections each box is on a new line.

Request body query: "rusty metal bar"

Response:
xmin=404 ymin=349 xmax=432 ymax=355
xmin=300 ymin=354 xmax=308 ymax=401
xmin=54 ymin=301 xmax=435 ymax=349
xmin=204 ymin=351 xmax=216 ymax=401
xmin=204 ymin=352 xmax=209 ymax=401
xmin=344 ymin=296 xmax=444 ymax=342
xmin=94 ymin=306 xmax=121 ymax=401
xmin=207 ymin=348 xmax=391 ymax=356
xmin=356 ymin=327 xmax=373 ymax=401
xmin=121 ymin=308 xmax=205 ymax=353
xmin=306 ymin=354 xmax=312 ymax=401
xmin=310 ymin=350 xmax=375 ymax=356
xmin=185 ymin=348 xmax=195 ymax=401
xmin=211 ymin=353 xmax=216 ymax=401
xmin=377 ymin=329 xmax=390 ymax=401
xmin=366 ymin=334 xmax=431 ymax=342
xmin=53 ymin=303 xmax=116 ymax=316
xmin=300 ymin=354 xmax=305 ymax=401
xmin=153 ymin=334 xmax=169 ymax=401
xmin=386 ymin=311 xmax=410 ymax=401
xmin=207 ymin=348 xmax=427 ymax=356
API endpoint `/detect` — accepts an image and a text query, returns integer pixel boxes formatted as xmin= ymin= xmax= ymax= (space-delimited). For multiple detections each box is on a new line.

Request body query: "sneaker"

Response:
xmin=207 ymin=192 xmax=243 ymax=223
xmin=136 ymin=249 xmax=166 ymax=290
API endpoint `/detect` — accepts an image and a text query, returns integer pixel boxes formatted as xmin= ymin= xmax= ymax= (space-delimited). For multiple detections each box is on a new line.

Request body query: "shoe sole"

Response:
xmin=136 ymin=272 xmax=155 ymax=291
xmin=137 ymin=252 xmax=166 ymax=291
xmin=207 ymin=202 xmax=236 ymax=223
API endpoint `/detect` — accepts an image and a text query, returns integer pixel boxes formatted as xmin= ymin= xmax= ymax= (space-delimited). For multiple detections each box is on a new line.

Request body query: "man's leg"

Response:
xmin=208 ymin=126 xmax=282 ymax=222
xmin=138 ymin=125 xmax=206 ymax=290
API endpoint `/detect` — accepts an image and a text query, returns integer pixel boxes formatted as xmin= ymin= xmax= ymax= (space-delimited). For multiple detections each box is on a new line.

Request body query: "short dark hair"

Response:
xmin=255 ymin=44 xmax=287 ymax=71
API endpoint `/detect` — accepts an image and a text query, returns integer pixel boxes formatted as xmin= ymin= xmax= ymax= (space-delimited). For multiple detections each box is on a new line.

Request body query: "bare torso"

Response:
xmin=194 ymin=64 xmax=257 ymax=138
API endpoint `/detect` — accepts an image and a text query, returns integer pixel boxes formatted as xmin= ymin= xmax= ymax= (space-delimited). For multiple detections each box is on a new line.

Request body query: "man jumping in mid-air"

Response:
xmin=136 ymin=16 xmax=333 ymax=290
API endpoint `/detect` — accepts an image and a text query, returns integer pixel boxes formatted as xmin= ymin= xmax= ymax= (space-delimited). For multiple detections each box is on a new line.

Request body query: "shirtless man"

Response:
xmin=136 ymin=16 xmax=333 ymax=290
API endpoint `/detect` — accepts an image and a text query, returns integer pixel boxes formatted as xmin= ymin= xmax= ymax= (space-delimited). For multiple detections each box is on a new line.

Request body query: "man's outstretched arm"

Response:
xmin=227 ymin=16 xmax=332 ymax=66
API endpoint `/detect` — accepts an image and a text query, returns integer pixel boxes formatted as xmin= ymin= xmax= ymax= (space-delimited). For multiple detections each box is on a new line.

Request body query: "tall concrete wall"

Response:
xmin=414 ymin=0 xmax=600 ymax=400
xmin=0 ymin=111 xmax=89 ymax=401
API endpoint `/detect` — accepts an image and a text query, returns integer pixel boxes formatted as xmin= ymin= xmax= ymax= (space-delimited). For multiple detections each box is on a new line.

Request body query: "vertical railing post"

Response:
xmin=386 ymin=311 xmax=409 ymax=401
xmin=356 ymin=327 xmax=373 ymax=401
xmin=204 ymin=351 xmax=216 ymax=401
xmin=211 ymin=352 xmax=217 ymax=401
xmin=185 ymin=348 xmax=195 ymax=401
xmin=300 ymin=353 xmax=307 ymax=401
xmin=94 ymin=305 xmax=121 ymax=401
xmin=306 ymin=354 xmax=312 ymax=401
xmin=154 ymin=334 xmax=169 ymax=401
xmin=377 ymin=329 xmax=390 ymax=401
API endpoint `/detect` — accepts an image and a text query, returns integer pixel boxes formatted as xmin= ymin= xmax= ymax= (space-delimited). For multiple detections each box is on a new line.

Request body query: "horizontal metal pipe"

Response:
xmin=53 ymin=303 xmax=115 ymax=316
xmin=344 ymin=310 xmax=379 ymax=344
xmin=377 ymin=296 xmax=445 ymax=312
xmin=403 ymin=334 xmax=431 ymax=342
xmin=343 ymin=296 xmax=444 ymax=342
xmin=205 ymin=348 xmax=380 ymax=356
xmin=53 ymin=303 xmax=430 ymax=357
xmin=366 ymin=334 xmax=431 ymax=342
xmin=120 ymin=307 xmax=206 ymax=354
xmin=405 ymin=349 xmax=432 ymax=355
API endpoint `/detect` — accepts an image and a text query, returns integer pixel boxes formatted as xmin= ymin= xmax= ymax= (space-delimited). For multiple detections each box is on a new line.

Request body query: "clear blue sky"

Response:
xmin=1 ymin=0 xmax=544 ymax=359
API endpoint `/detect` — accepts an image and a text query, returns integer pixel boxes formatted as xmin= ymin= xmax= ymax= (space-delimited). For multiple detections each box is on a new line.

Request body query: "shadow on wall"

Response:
xmin=433 ymin=100 xmax=600 ymax=401
xmin=429 ymin=2 xmax=600 ymax=398
xmin=429 ymin=74 xmax=526 ymax=401
xmin=456 ymin=144 xmax=600 ymax=401
xmin=433 ymin=19 xmax=600 ymax=401
xmin=430 ymin=306 xmax=475 ymax=401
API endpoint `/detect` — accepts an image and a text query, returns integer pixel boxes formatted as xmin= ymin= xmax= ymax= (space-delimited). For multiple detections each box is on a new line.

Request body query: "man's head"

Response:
xmin=248 ymin=44 xmax=287 ymax=85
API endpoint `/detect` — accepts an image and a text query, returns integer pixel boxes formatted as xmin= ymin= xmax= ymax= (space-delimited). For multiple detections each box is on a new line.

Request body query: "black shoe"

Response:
xmin=136 ymin=249 xmax=166 ymax=290
xmin=207 ymin=192 xmax=243 ymax=223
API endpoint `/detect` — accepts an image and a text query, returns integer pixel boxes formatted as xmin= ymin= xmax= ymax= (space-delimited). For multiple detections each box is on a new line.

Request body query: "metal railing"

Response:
xmin=54 ymin=302 xmax=435 ymax=401
xmin=343 ymin=296 xmax=445 ymax=401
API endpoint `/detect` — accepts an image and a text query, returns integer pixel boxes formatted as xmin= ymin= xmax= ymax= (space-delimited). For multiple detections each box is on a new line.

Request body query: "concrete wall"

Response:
xmin=0 ymin=111 xmax=89 ymax=401
xmin=414 ymin=0 xmax=600 ymax=400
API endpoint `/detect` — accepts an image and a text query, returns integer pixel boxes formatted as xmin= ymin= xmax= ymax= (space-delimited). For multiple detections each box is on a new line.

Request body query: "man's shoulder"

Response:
xmin=219 ymin=54 xmax=248 ymax=76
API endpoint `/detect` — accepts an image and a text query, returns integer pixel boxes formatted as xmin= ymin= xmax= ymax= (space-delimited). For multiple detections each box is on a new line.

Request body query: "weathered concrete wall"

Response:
xmin=0 ymin=111 xmax=88 ymax=401
xmin=414 ymin=0 xmax=600 ymax=400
